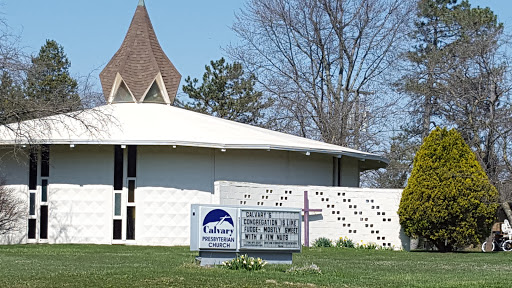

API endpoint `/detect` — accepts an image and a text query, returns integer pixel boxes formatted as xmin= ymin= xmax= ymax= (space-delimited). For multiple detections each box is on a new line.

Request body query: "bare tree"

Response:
xmin=398 ymin=0 xmax=512 ymax=199
xmin=438 ymin=33 xmax=512 ymax=196
xmin=0 ymin=72 xmax=110 ymax=149
xmin=77 ymin=69 xmax=107 ymax=109
xmin=0 ymin=180 xmax=24 ymax=235
xmin=228 ymin=0 xmax=414 ymax=151
xmin=0 ymin=14 xmax=26 ymax=74
xmin=0 ymin=20 xmax=110 ymax=149
xmin=371 ymin=1 xmax=512 ymax=194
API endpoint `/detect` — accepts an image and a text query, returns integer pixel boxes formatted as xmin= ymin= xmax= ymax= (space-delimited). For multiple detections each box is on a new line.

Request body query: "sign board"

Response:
xmin=198 ymin=206 xmax=238 ymax=250
xmin=190 ymin=205 xmax=301 ymax=253
xmin=240 ymin=209 xmax=301 ymax=250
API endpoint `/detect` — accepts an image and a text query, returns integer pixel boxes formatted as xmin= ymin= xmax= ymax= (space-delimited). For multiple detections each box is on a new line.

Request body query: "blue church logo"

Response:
xmin=202 ymin=209 xmax=235 ymax=237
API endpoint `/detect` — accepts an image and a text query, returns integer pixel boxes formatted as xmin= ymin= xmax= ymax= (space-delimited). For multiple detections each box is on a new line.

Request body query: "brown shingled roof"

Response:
xmin=99 ymin=2 xmax=181 ymax=103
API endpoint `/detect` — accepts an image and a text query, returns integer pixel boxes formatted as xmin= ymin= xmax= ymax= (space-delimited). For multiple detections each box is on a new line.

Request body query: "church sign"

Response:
xmin=240 ymin=209 xmax=301 ymax=250
xmin=198 ymin=207 xmax=238 ymax=250
xmin=191 ymin=205 xmax=301 ymax=265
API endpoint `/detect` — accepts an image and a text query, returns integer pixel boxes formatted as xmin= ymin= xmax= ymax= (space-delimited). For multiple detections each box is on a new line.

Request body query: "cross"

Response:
xmin=303 ymin=191 xmax=322 ymax=247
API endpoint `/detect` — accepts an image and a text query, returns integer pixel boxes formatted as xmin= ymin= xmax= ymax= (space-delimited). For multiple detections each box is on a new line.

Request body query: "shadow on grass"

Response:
xmin=410 ymin=249 xmax=486 ymax=254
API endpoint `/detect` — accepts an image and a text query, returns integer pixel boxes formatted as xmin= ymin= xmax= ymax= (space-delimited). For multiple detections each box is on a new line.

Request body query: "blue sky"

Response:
xmin=2 ymin=0 xmax=510 ymax=92
xmin=3 ymin=0 xmax=244 ymax=89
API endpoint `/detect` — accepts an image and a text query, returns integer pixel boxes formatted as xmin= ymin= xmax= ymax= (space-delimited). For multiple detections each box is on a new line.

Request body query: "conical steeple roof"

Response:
xmin=100 ymin=1 xmax=181 ymax=104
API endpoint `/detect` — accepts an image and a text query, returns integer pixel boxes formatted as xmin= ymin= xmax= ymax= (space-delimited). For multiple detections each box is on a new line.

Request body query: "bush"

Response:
xmin=222 ymin=254 xmax=266 ymax=271
xmin=312 ymin=237 xmax=332 ymax=247
xmin=336 ymin=237 xmax=355 ymax=248
xmin=398 ymin=128 xmax=499 ymax=252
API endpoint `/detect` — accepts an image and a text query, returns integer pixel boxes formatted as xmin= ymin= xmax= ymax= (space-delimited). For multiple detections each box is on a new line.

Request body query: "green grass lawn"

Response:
xmin=0 ymin=245 xmax=508 ymax=287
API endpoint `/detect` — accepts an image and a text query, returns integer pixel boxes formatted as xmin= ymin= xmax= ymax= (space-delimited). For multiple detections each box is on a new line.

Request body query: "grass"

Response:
xmin=0 ymin=245 xmax=509 ymax=287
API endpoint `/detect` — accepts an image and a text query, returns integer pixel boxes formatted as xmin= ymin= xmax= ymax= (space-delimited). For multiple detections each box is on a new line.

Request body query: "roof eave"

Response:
xmin=0 ymin=138 xmax=389 ymax=169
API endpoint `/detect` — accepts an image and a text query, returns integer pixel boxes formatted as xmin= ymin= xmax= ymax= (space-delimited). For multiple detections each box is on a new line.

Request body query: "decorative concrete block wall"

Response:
xmin=137 ymin=187 xmax=214 ymax=246
xmin=49 ymin=185 xmax=112 ymax=244
xmin=217 ymin=181 xmax=409 ymax=250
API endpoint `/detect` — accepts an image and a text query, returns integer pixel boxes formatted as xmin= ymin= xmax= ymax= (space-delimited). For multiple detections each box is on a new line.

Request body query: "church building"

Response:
xmin=0 ymin=1 xmax=388 ymax=246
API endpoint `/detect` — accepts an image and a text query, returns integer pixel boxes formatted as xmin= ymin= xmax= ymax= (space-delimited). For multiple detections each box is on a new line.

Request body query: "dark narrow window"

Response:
xmin=40 ymin=206 xmax=48 ymax=239
xmin=41 ymin=144 xmax=50 ymax=177
xmin=113 ymin=220 xmax=122 ymax=240
xmin=114 ymin=145 xmax=124 ymax=190
xmin=128 ymin=180 xmax=135 ymax=203
xmin=28 ymin=219 xmax=36 ymax=239
xmin=114 ymin=193 xmax=121 ymax=216
xmin=29 ymin=193 xmax=36 ymax=215
xmin=29 ymin=151 xmax=37 ymax=190
xmin=332 ymin=157 xmax=338 ymax=187
xmin=337 ymin=158 xmax=342 ymax=187
xmin=41 ymin=180 xmax=48 ymax=202
xmin=127 ymin=145 xmax=137 ymax=178
xmin=126 ymin=207 xmax=135 ymax=240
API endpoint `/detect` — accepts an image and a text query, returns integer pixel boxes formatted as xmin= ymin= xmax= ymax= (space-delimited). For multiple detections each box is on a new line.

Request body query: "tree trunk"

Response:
xmin=502 ymin=202 xmax=512 ymax=223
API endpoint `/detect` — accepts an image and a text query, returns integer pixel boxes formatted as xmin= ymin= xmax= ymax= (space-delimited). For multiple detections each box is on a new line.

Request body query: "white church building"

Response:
xmin=0 ymin=1 xmax=408 ymax=249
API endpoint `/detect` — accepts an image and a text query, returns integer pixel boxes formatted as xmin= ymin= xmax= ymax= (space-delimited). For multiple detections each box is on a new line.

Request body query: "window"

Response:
xmin=113 ymin=220 xmax=122 ymax=240
xmin=127 ymin=146 xmax=137 ymax=178
xmin=41 ymin=145 xmax=50 ymax=177
xmin=28 ymin=219 xmax=36 ymax=239
xmin=29 ymin=193 xmax=36 ymax=215
xmin=114 ymin=193 xmax=122 ymax=216
xmin=41 ymin=180 xmax=48 ymax=202
xmin=112 ymin=145 xmax=137 ymax=241
xmin=40 ymin=206 xmax=48 ymax=239
xmin=114 ymin=81 xmax=134 ymax=103
xmin=128 ymin=180 xmax=135 ymax=203
xmin=40 ymin=146 xmax=50 ymax=242
xmin=126 ymin=207 xmax=135 ymax=240
xmin=114 ymin=146 xmax=124 ymax=190
xmin=29 ymin=151 xmax=37 ymax=190
xmin=142 ymin=81 xmax=165 ymax=103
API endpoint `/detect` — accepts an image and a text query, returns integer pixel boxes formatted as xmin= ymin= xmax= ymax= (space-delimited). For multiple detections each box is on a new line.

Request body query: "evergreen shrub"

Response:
xmin=398 ymin=127 xmax=498 ymax=252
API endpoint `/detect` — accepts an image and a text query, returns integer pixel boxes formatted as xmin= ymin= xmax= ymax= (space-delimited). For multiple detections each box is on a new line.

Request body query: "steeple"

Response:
xmin=100 ymin=1 xmax=181 ymax=104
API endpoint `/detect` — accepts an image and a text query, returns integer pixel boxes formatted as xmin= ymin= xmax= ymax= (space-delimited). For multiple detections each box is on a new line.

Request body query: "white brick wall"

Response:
xmin=217 ymin=181 xmax=410 ymax=250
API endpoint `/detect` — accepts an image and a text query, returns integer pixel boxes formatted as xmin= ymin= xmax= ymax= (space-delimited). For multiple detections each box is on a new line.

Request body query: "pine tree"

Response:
xmin=398 ymin=127 xmax=498 ymax=252
xmin=388 ymin=0 xmax=506 ymax=192
xmin=176 ymin=58 xmax=271 ymax=126
xmin=25 ymin=39 xmax=81 ymax=118
xmin=0 ymin=71 xmax=26 ymax=124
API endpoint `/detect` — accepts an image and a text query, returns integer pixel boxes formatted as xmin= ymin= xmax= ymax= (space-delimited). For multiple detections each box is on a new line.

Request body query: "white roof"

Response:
xmin=0 ymin=103 xmax=387 ymax=169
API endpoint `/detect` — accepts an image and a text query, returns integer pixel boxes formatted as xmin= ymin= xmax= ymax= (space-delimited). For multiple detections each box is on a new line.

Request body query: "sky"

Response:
xmin=2 ymin=0 xmax=244 ymax=90
xmin=2 ymin=0 xmax=511 ymax=93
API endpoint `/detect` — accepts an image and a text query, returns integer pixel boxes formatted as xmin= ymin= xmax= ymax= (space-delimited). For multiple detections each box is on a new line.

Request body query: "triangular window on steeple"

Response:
xmin=142 ymin=81 xmax=165 ymax=103
xmin=114 ymin=81 xmax=134 ymax=103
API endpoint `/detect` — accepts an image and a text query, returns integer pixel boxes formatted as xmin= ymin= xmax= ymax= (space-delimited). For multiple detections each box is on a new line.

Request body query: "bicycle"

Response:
xmin=482 ymin=220 xmax=512 ymax=252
